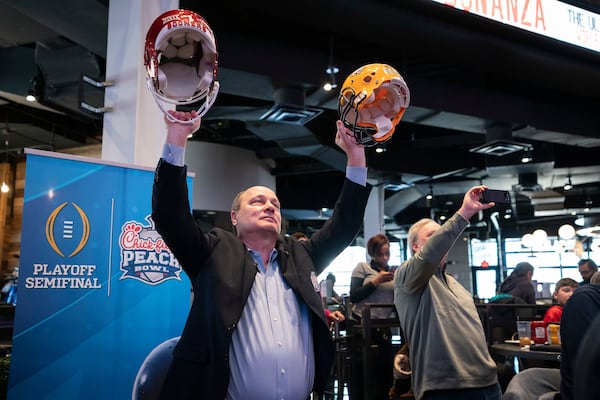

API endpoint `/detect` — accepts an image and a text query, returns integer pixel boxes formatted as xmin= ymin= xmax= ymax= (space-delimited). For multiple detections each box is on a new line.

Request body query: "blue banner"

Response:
xmin=8 ymin=150 xmax=192 ymax=399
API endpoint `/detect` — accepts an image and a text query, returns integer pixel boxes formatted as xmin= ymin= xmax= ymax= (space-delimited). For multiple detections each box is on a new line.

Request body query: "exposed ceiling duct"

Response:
xmin=470 ymin=122 xmax=532 ymax=157
xmin=513 ymin=173 xmax=566 ymax=219
xmin=245 ymin=85 xmax=345 ymax=172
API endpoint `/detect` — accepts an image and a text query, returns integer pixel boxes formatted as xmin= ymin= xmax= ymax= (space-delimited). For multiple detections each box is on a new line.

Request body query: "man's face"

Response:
xmin=579 ymin=262 xmax=596 ymax=282
xmin=411 ymin=221 xmax=440 ymax=255
xmin=231 ymin=186 xmax=281 ymax=236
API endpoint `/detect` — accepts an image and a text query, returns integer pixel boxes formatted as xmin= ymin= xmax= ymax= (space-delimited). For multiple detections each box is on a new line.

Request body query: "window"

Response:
xmin=471 ymin=236 xmax=600 ymax=301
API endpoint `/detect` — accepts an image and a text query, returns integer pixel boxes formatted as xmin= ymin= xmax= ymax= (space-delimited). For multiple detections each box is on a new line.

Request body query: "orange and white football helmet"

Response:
xmin=338 ymin=63 xmax=410 ymax=147
xmin=144 ymin=9 xmax=219 ymax=124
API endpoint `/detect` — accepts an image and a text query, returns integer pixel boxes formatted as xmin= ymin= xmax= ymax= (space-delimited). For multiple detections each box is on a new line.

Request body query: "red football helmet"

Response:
xmin=144 ymin=9 xmax=219 ymax=123
xmin=338 ymin=63 xmax=410 ymax=147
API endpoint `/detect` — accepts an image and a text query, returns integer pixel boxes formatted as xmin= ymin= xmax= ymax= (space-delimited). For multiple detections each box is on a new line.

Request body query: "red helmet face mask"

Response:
xmin=338 ymin=63 xmax=410 ymax=147
xmin=144 ymin=9 xmax=219 ymax=123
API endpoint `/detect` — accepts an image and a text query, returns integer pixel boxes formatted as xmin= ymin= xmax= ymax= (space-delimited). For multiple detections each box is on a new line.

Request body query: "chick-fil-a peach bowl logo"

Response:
xmin=119 ymin=217 xmax=182 ymax=285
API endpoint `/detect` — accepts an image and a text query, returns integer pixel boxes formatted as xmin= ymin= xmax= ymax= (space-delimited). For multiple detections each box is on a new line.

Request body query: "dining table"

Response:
xmin=490 ymin=342 xmax=561 ymax=370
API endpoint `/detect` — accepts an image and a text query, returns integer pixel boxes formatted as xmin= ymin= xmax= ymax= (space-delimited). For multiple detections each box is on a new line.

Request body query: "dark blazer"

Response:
xmin=151 ymin=159 xmax=372 ymax=399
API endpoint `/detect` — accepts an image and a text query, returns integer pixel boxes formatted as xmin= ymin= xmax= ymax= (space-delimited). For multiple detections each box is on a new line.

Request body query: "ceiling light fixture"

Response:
xmin=260 ymin=104 xmax=323 ymax=125
xmin=469 ymin=139 xmax=532 ymax=156
xmin=25 ymin=89 xmax=37 ymax=102
xmin=521 ymin=233 xmax=534 ymax=248
xmin=532 ymin=228 xmax=548 ymax=244
xmin=558 ymin=224 xmax=576 ymax=240
xmin=563 ymin=175 xmax=573 ymax=191
xmin=323 ymin=78 xmax=337 ymax=92
xmin=375 ymin=144 xmax=386 ymax=153
xmin=1 ymin=139 xmax=9 ymax=193
xmin=426 ymin=184 xmax=433 ymax=200
xmin=322 ymin=34 xmax=339 ymax=91
xmin=521 ymin=147 xmax=533 ymax=163
xmin=26 ymin=69 xmax=44 ymax=103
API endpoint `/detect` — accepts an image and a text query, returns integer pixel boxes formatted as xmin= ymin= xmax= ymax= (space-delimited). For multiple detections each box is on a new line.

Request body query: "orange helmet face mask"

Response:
xmin=338 ymin=63 xmax=410 ymax=147
xmin=144 ymin=9 xmax=219 ymax=124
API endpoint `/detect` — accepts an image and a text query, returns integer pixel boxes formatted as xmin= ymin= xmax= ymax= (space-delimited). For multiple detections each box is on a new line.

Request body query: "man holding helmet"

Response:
xmin=152 ymin=109 xmax=371 ymax=399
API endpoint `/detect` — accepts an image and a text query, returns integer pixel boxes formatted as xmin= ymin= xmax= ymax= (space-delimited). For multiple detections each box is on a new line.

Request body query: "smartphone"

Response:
xmin=480 ymin=189 xmax=511 ymax=204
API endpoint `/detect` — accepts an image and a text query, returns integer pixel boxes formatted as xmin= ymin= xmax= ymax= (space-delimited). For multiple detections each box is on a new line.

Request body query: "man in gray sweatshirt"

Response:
xmin=394 ymin=185 xmax=501 ymax=400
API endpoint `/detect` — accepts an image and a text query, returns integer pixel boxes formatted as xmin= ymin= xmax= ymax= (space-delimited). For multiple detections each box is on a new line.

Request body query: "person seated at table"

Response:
xmin=502 ymin=367 xmax=560 ymax=400
xmin=574 ymin=313 xmax=600 ymax=399
xmin=495 ymin=262 xmax=536 ymax=304
xmin=501 ymin=281 xmax=600 ymax=400
xmin=543 ymin=278 xmax=578 ymax=324
xmin=560 ymin=277 xmax=600 ymax=399
xmin=590 ymin=270 xmax=600 ymax=285
xmin=577 ymin=258 xmax=598 ymax=286
xmin=321 ymin=272 xmax=343 ymax=306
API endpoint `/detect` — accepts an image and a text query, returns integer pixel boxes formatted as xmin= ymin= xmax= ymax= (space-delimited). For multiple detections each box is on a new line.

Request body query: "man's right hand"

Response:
xmin=457 ymin=185 xmax=495 ymax=221
xmin=165 ymin=110 xmax=201 ymax=147
xmin=335 ymin=120 xmax=366 ymax=168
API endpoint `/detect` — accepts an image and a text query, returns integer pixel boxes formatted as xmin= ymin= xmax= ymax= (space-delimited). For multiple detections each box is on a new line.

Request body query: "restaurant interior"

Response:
xmin=1 ymin=1 xmax=600 ymax=399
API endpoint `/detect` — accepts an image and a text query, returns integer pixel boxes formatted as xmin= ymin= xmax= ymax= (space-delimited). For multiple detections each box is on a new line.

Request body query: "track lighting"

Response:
xmin=323 ymin=79 xmax=337 ymax=91
xmin=520 ymin=147 xmax=533 ymax=163
xmin=1 ymin=139 xmax=9 ymax=193
xmin=25 ymin=89 xmax=37 ymax=102
xmin=563 ymin=175 xmax=573 ymax=191
xmin=323 ymin=65 xmax=339 ymax=91
xmin=374 ymin=144 xmax=386 ymax=153
xmin=26 ymin=70 xmax=44 ymax=103
xmin=323 ymin=35 xmax=339 ymax=91
xmin=426 ymin=185 xmax=433 ymax=200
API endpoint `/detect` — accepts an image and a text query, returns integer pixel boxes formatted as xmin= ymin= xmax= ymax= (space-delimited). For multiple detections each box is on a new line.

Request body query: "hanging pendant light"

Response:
xmin=558 ymin=224 xmax=576 ymax=240
xmin=1 ymin=137 xmax=9 ymax=193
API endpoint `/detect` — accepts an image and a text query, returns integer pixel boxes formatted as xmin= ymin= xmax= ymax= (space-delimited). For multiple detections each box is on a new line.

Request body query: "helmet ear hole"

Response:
xmin=338 ymin=63 xmax=410 ymax=147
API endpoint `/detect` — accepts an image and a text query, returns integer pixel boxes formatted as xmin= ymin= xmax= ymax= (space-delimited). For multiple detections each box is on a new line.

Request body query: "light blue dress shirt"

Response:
xmin=226 ymin=249 xmax=314 ymax=400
